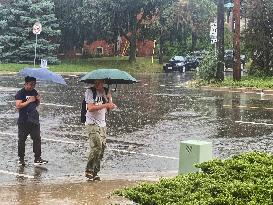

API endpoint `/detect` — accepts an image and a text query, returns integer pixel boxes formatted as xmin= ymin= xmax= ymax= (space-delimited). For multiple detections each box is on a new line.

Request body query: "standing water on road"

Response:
xmin=0 ymin=72 xmax=273 ymax=185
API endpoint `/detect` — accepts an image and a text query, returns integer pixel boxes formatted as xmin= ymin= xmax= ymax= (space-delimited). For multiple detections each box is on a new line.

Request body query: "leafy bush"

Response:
xmin=117 ymin=152 xmax=273 ymax=204
xmin=220 ymin=76 xmax=273 ymax=88
xmin=196 ymin=52 xmax=218 ymax=83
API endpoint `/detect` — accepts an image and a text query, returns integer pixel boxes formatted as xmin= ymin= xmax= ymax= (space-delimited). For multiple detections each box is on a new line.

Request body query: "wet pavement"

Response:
xmin=1 ymin=72 xmax=273 ymax=204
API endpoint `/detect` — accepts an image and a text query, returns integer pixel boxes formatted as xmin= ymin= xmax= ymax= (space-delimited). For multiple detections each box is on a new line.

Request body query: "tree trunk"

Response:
xmin=129 ymin=33 xmax=136 ymax=63
xmin=191 ymin=31 xmax=197 ymax=52
xmin=159 ymin=29 xmax=164 ymax=64
xmin=216 ymin=0 xmax=225 ymax=82
xmin=233 ymin=0 xmax=241 ymax=81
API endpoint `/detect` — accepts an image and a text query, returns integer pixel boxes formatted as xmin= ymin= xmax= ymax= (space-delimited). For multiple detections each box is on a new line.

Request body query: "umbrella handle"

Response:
xmin=114 ymin=84 xmax=117 ymax=92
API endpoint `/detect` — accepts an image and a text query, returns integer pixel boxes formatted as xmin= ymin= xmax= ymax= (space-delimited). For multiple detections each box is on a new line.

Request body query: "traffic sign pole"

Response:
xmin=34 ymin=34 xmax=37 ymax=67
xmin=32 ymin=22 xmax=42 ymax=68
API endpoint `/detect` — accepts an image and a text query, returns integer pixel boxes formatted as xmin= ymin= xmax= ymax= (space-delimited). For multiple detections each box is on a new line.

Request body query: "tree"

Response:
xmin=243 ymin=0 xmax=273 ymax=76
xmin=0 ymin=3 xmax=8 ymax=62
xmin=53 ymin=0 xmax=84 ymax=53
xmin=81 ymin=0 xmax=173 ymax=63
xmin=167 ymin=0 xmax=216 ymax=54
xmin=0 ymin=0 xmax=31 ymax=63
xmin=187 ymin=0 xmax=217 ymax=51
xmin=0 ymin=0 xmax=60 ymax=64
xmin=139 ymin=1 xmax=177 ymax=64
xmin=233 ymin=0 xmax=241 ymax=80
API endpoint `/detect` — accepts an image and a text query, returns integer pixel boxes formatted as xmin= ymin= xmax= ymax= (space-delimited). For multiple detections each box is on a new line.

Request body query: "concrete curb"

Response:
xmin=200 ymin=86 xmax=273 ymax=95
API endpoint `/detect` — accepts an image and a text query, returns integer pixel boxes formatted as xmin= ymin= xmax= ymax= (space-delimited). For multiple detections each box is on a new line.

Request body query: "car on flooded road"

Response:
xmin=163 ymin=56 xmax=199 ymax=73
xmin=224 ymin=49 xmax=246 ymax=69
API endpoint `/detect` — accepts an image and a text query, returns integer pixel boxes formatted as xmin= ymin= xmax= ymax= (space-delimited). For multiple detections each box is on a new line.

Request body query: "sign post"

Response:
xmin=32 ymin=22 xmax=42 ymax=67
xmin=210 ymin=20 xmax=217 ymax=55
xmin=152 ymin=40 xmax=156 ymax=64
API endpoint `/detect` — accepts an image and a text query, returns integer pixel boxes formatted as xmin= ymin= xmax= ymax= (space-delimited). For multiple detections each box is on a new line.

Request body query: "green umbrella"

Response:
xmin=80 ymin=68 xmax=138 ymax=84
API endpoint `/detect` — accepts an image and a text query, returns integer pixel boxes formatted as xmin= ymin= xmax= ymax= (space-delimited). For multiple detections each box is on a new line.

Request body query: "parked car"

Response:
xmin=186 ymin=55 xmax=199 ymax=70
xmin=163 ymin=56 xmax=199 ymax=73
xmin=224 ymin=49 xmax=246 ymax=69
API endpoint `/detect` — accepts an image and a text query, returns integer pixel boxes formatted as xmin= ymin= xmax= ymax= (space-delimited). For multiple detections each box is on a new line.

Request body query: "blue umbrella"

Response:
xmin=18 ymin=67 xmax=67 ymax=85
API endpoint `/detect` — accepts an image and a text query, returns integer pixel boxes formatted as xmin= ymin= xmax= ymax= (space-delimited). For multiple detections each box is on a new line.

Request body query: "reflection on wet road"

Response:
xmin=1 ymin=73 xmax=273 ymax=186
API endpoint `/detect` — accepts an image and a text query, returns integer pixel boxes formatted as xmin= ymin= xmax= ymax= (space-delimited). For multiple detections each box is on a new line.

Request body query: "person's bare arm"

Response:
xmin=87 ymin=102 xmax=116 ymax=112
xmin=36 ymin=95 xmax=41 ymax=106
xmin=16 ymin=96 xmax=36 ymax=110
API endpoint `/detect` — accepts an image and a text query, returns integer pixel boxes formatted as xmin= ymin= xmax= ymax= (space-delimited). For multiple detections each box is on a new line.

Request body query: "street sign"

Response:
xmin=33 ymin=22 xmax=42 ymax=35
xmin=210 ymin=20 xmax=217 ymax=44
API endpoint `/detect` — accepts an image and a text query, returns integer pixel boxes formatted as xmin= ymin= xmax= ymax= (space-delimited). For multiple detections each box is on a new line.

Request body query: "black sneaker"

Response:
xmin=93 ymin=175 xmax=100 ymax=181
xmin=34 ymin=158 xmax=48 ymax=166
xmin=85 ymin=171 xmax=100 ymax=181
xmin=85 ymin=171 xmax=94 ymax=180
xmin=18 ymin=158 xmax=25 ymax=166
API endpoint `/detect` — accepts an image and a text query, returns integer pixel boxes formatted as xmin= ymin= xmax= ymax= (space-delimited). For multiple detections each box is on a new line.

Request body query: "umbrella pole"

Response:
xmin=34 ymin=34 xmax=37 ymax=67
xmin=114 ymin=84 xmax=117 ymax=92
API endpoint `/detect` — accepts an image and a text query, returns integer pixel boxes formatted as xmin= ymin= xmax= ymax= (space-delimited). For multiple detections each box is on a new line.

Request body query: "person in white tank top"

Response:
xmin=84 ymin=80 xmax=117 ymax=180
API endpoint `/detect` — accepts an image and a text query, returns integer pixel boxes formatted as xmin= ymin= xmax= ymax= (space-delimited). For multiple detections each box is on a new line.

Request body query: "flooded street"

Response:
xmin=1 ymin=72 xmax=273 ymax=204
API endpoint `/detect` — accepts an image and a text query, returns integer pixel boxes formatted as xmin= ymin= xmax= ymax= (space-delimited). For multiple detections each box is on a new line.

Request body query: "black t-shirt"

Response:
xmin=15 ymin=88 xmax=39 ymax=124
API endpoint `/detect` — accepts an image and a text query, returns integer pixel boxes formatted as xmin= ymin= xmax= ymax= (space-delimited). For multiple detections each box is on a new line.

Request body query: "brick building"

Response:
xmin=83 ymin=37 xmax=156 ymax=57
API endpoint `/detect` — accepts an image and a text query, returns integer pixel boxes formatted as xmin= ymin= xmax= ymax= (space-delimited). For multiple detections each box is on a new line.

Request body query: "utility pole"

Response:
xmin=233 ymin=0 xmax=241 ymax=81
xmin=216 ymin=0 xmax=225 ymax=82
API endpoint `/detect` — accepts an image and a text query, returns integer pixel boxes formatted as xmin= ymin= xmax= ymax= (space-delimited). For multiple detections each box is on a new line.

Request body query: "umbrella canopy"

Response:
xmin=18 ymin=67 xmax=67 ymax=85
xmin=80 ymin=68 xmax=138 ymax=84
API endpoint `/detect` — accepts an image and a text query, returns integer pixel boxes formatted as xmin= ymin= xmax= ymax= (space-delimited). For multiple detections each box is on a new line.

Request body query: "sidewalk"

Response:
xmin=0 ymin=179 xmax=137 ymax=205
xmin=0 ymin=171 xmax=177 ymax=205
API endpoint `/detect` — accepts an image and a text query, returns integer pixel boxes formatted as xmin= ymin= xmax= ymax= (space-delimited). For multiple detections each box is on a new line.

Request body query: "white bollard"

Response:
xmin=179 ymin=140 xmax=212 ymax=174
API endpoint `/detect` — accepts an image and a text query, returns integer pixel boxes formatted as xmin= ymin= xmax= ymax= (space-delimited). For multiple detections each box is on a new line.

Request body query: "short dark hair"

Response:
xmin=25 ymin=76 xmax=36 ymax=83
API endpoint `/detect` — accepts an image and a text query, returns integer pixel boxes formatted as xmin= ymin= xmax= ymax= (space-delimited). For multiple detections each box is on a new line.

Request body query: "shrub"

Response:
xmin=196 ymin=52 xmax=218 ymax=83
xmin=117 ymin=152 xmax=273 ymax=204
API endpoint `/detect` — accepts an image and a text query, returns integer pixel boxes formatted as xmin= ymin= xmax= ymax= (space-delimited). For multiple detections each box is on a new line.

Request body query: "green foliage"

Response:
xmin=196 ymin=52 xmax=218 ymax=83
xmin=53 ymin=0 xmax=84 ymax=51
xmin=117 ymin=152 xmax=273 ymax=204
xmin=79 ymin=0 xmax=177 ymax=63
xmin=219 ymin=76 xmax=273 ymax=89
xmin=163 ymin=40 xmax=192 ymax=56
xmin=0 ymin=0 xmax=60 ymax=64
xmin=243 ymin=0 xmax=273 ymax=75
xmin=224 ymin=25 xmax=233 ymax=49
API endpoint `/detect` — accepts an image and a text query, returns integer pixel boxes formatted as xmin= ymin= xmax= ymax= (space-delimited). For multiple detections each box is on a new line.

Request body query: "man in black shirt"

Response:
xmin=15 ymin=76 xmax=48 ymax=166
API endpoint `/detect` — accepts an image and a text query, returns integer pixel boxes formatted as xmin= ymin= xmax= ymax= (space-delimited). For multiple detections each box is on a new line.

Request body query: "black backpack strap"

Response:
xmin=104 ymin=87 xmax=109 ymax=95
xmin=90 ymin=87 xmax=108 ymax=103
xmin=90 ymin=87 xmax=97 ymax=102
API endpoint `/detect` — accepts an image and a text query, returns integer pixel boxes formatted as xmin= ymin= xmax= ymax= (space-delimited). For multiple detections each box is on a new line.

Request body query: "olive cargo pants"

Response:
xmin=85 ymin=124 xmax=106 ymax=174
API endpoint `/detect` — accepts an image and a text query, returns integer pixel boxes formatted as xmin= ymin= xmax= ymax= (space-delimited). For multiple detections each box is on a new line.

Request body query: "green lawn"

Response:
xmin=0 ymin=57 xmax=163 ymax=74
xmin=194 ymin=76 xmax=273 ymax=89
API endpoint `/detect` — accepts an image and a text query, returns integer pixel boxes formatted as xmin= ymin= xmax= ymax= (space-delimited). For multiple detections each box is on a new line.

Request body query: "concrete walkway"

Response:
xmin=0 ymin=171 xmax=177 ymax=205
xmin=0 ymin=180 xmax=137 ymax=205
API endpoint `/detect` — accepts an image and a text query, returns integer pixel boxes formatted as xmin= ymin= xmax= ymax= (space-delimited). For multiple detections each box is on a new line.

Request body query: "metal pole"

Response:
xmin=34 ymin=34 xmax=37 ymax=67
xmin=233 ymin=0 xmax=241 ymax=81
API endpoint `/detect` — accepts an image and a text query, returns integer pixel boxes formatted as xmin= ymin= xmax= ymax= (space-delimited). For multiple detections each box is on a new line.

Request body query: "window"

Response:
xmin=96 ymin=47 xmax=103 ymax=54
